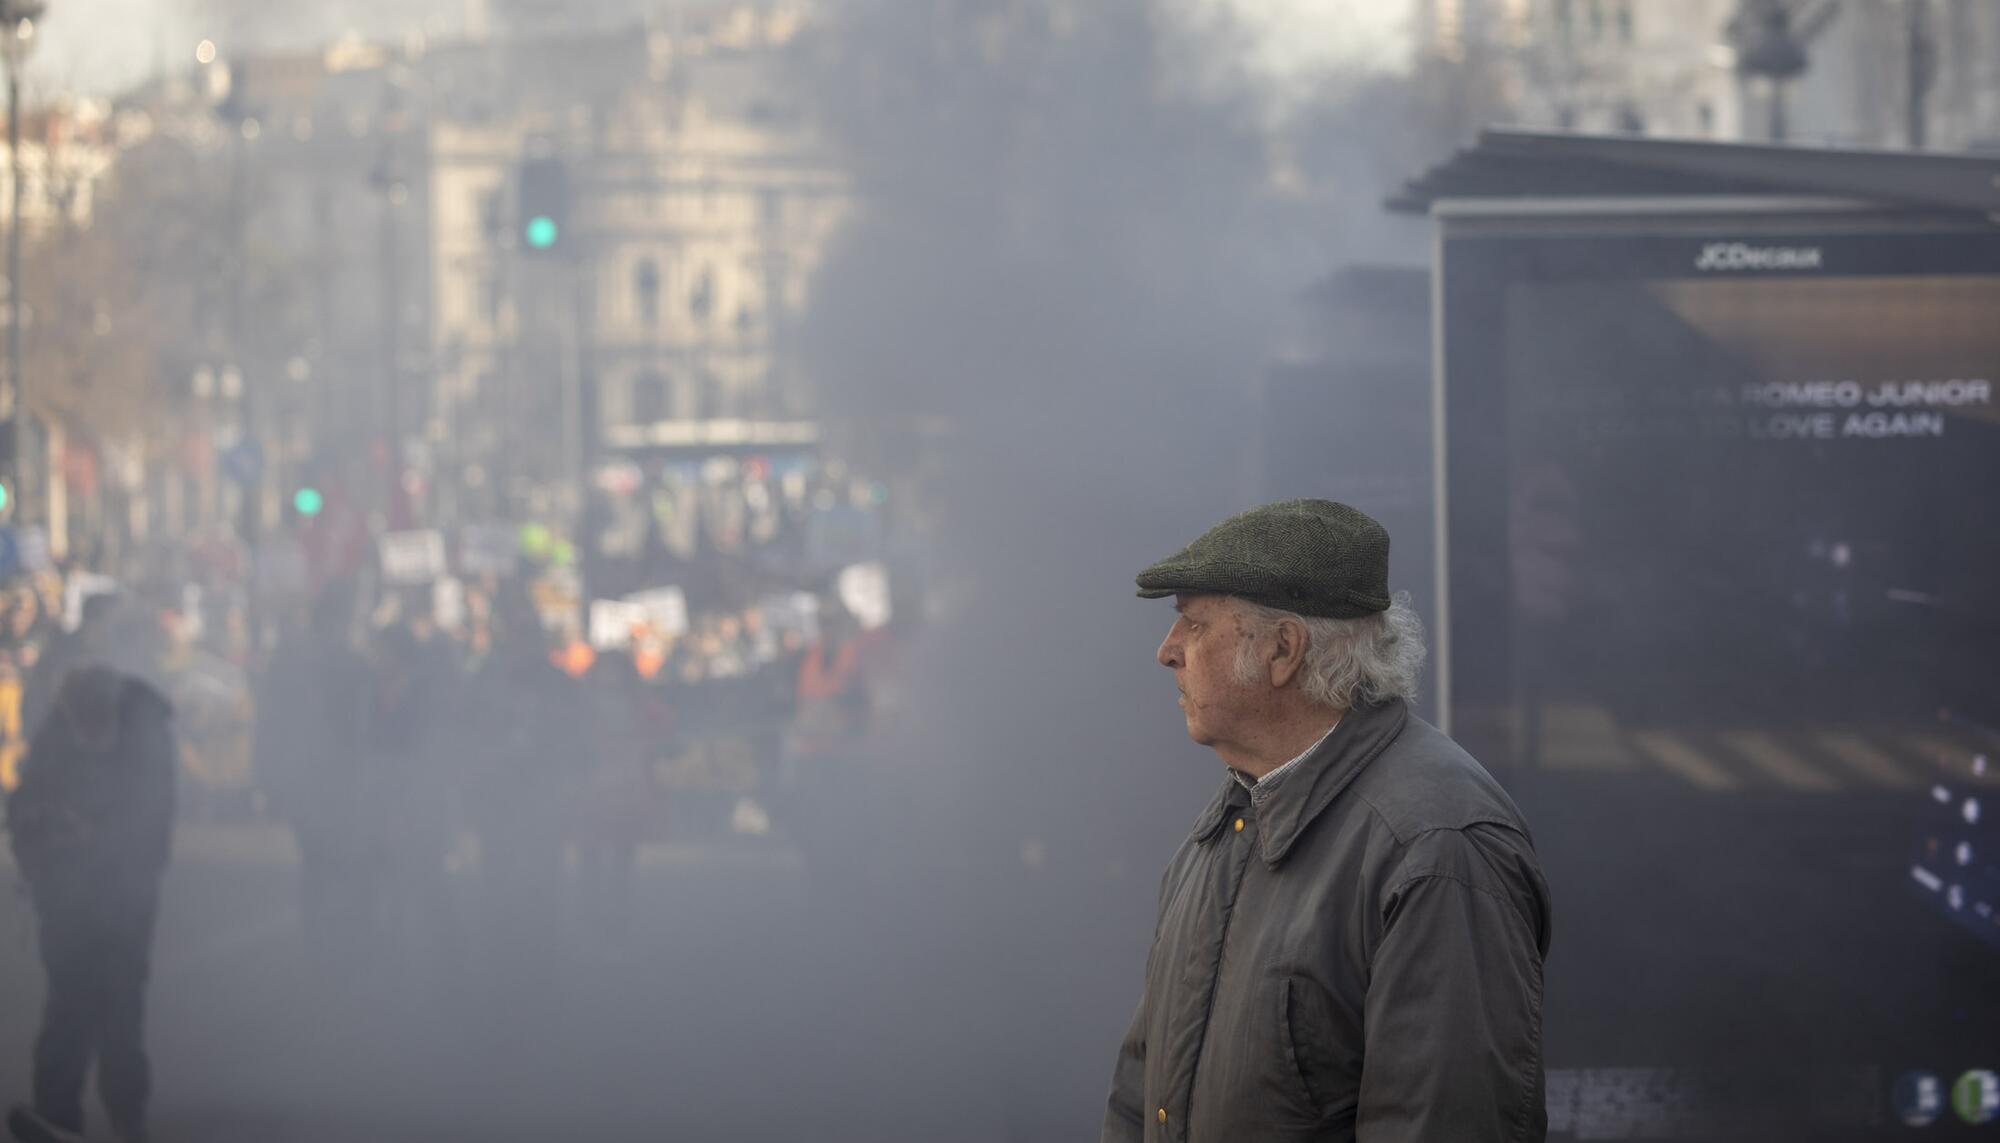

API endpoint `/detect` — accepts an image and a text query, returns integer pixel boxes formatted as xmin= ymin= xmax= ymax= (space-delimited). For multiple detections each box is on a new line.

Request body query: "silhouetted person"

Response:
xmin=22 ymin=594 xmax=123 ymax=741
xmin=466 ymin=612 xmax=584 ymax=998
xmin=6 ymin=667 xmax=177 ymax=1143
xmin=255 ymin=589 xmax=371 ymax=960
xmin=579 ymin=651 xmax=657 ymax=944
xmin=364 ymin=624 xmax=461 ymax=978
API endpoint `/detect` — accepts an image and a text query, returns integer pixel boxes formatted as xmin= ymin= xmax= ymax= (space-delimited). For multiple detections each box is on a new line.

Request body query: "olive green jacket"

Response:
xmin=1103 ymin=698 xmax=1551 ymax=1143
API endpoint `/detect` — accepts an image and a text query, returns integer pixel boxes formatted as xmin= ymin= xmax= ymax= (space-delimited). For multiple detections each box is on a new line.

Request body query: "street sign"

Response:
xmin=837 ymin=561 xmax=892 ymax=631
xmin=625 ymin=586 xmax=689 ymax=637
xmin=379 ymin=529 xmax=447 ymax=586
xmin=589 ymin=598 xmax=649 ymax=650
xmin=433 ymin=576 xmax=467 ymax=633
xmin=0 ymin=526 xmax=20 ymax=578
xmin=62 ymin=572 xmax=119 ymax=632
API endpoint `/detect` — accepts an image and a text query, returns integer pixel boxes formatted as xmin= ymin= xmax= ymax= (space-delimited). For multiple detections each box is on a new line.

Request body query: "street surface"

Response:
xmin=0 ymin=822 xmax=1145 ymax=1142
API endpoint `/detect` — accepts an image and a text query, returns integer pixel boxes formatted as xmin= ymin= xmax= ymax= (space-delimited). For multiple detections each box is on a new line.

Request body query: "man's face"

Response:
xmin=1156 ymin=594 xmax=1262 ymax=751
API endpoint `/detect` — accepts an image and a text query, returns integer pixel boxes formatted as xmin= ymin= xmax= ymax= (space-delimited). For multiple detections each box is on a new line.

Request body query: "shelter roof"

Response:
xmin=1389 ymin=129 xmax=2000 ymax=217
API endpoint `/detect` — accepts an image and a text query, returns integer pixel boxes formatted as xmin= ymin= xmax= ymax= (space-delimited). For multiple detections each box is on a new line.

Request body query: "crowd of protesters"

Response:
xmin=253 ymin=569 xmax=900 ymax=979
xmin=0 ymin=479 xmax=912 ymax=1142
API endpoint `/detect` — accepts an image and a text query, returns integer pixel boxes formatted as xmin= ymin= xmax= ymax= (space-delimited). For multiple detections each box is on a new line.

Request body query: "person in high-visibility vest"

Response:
xmin=0 ymin=661 xmax=24 ymax=792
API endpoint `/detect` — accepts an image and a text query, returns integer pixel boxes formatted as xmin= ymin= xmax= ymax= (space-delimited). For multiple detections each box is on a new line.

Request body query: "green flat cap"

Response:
xmin=1135 ymin=499 xmax=1392 ymax=619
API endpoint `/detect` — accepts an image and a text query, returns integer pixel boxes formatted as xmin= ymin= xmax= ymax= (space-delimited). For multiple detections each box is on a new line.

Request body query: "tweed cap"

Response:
xmin=1135 ymin=499 xmax=1392 ymax=619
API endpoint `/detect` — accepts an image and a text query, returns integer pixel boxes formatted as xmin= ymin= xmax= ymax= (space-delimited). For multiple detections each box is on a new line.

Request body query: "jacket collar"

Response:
xmin=1186 ymin=774 xmax=1250 ymax=847
xmin=1184 ymin=698 xmax=1409 ymax=867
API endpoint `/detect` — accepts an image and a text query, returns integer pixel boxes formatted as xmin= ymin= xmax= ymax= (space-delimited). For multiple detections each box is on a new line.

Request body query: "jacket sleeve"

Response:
xmin=1102 ymin=994 xmax=1149 ymax=1143
xmin=5 ymin=759 xmax=56 ymax=881
xmin=1108 ymin=849 xmax=1191 ymax=1143
xmin=1357 ymin=826 xmax=1550 ymax=1143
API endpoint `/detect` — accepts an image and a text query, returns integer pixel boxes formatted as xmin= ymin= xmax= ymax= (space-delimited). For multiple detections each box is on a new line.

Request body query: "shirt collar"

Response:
xmin=1229 ymin=719 xmax=1341 ymax=795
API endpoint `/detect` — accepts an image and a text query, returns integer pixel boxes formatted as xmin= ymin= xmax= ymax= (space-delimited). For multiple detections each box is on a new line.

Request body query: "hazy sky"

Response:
xmin=1198 ymin=0 xmax=1411 ymax=84
xmin=34 ymin=0 xmax=1409 ymax=99
xmin=25 ymin=0 xmax=187 ymax=97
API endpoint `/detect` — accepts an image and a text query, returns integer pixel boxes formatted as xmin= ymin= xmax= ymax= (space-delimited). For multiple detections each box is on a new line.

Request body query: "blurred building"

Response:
xmin=1783 ymin=0 xmax=2000 ymax=150
xmin=0 ymin=89 xmax=217 ymax=560
xmin=209 ymin=43 xmax=433 ymax=520
xmin=1412 ymin=0 xmax=2000 ymax=151
xmin=0 ymin=98 xmax=121 ymax=231
xmin=424 ymin=2 xmax=844 ymax=519
xmin=157 ymin=2 xmax=845 ymax=528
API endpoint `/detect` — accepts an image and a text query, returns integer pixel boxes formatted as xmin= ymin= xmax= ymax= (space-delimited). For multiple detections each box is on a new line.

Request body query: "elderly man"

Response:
xmin=1103 ymin=499 xmax=1551 ymax=1143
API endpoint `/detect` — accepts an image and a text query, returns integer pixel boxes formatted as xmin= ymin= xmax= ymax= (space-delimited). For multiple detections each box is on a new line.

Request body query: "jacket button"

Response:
xmin=1157 ymin=1108 xmax=1168 ymax=1124
xmin=1233 ymin=818 xmax=1245 ymax=832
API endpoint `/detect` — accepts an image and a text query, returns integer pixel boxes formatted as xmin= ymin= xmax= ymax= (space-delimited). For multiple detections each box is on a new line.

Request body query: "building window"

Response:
xmin=1615 ymin=1 xmax=1634 ymax=43
xmin=1587 ymin=0 xmax=1604 ymax=39
xmin=1696 ymin=101 xmax=1716 ymax=136
xmin=1616 ymin=105 xmax=1646 ymax=135
xmin=482 ymin=271 xmax=503 ymax=324
xmin=689 ymin=265 xmax=716 ymax=323
xmin=634 ymin=258 xmax=661 ymax=328
xmin=632 ymin=371 xmax=670 ymax=425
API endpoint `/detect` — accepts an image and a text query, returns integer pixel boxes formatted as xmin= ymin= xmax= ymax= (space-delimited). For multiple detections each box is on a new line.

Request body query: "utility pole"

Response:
xmin=0 ymin=1 xmax=41 ymax=521
xmin=371 ymin=84 xmax=409 ymax=526
xmin=215 ymin=69 xmax=265 ymax=643
xmin=1906 ymin=0 xmax=1936 ymax=150
xmin=1726 ymin=0 xmax=1841 ymax=143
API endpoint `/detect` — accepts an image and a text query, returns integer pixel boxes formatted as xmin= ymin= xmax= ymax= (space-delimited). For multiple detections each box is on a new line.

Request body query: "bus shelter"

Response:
xmin=1394 ymin=131 xmax=2000 ymax=1139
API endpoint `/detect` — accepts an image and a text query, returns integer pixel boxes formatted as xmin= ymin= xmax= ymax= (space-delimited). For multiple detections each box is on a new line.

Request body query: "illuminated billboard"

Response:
xmin=1441 ymin=222 xmax=2000 ymax=1140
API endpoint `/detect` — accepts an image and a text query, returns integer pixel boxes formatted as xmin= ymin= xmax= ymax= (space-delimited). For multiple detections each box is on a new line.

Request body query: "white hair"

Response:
xmin=1230 ymin=592 xmax=1427 ymax=710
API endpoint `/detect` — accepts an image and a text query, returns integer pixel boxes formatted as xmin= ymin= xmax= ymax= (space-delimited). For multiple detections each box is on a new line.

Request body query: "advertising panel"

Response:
xmin=1442 ymin=224 xmax=2000 ymax=1138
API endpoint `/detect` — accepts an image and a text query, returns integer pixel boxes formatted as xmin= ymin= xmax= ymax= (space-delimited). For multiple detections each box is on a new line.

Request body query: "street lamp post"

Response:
xmin=1725 ymin=0 xmax=1840 ymax=143
xmin=0 ymin=0 xmax=41 ymax=519
xmin=1905 ymin=0 xmax=1936 ymax=150
xmin=370 ymin=76 xmax=412 ymax=525
xmin=371 ymin=135 xmax=406 ymax=524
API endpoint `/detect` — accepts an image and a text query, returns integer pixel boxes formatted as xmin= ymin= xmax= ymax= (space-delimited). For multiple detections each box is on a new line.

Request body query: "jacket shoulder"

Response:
xmin=1348 ymin=714 xmax=1532 ymax=846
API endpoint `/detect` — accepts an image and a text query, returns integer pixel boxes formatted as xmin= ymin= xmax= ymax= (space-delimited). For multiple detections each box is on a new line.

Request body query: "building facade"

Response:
xmin=1413 ymin=0 xmax=2000 ymax=151
xmin=195 ymin=2 xmax=846 ymax=524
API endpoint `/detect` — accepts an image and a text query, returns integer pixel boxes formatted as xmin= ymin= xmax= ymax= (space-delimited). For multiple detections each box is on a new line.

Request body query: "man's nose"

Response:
xmin=1157 ymin=633 xmax=1181 ymax=669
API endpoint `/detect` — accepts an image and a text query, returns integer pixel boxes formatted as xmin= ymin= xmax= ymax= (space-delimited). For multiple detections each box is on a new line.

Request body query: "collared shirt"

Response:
xmin=1230 ymin=717 xmax=1342 ymax=794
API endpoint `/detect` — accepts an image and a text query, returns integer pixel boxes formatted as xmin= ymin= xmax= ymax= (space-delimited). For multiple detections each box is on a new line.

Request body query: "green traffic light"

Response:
xmin=525 ymin=215 xmax=559 ymax=249
xmin=293 ymin=487 xmax=324 ymax=517
xmin=0 ymin=482 xmax=9 ymax=513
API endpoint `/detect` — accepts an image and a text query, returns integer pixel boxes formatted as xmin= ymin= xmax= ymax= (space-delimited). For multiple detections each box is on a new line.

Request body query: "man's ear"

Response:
xmin=1268 ymin=616 xmax=1309 ymax=689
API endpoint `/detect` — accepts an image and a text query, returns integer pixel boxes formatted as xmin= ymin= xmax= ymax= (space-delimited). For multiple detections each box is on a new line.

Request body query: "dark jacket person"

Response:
xmin=1105 ymin=500 xmax=1551 ymax=1143
xmin=6 ymin=666 xmax=176 ymax=1143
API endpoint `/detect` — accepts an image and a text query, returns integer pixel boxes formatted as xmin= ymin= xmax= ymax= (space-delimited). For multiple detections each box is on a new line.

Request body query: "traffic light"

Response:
xmin=293 ymin=487 xmax=324 ymax=517
xmin=0 ymin=480 xmax=10 ymax=514
xmin=517 ymin=157 xmax=569 ymax=255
